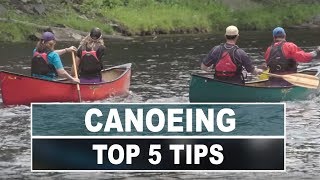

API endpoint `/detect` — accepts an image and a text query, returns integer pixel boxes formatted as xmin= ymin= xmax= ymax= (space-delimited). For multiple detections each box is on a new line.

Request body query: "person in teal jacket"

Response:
xmin=31 ymin=31 xmax=79 ymax=83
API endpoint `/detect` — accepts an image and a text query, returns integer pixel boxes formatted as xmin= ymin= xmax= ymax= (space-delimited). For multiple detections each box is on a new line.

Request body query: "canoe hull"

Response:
xmin=189 ymin=65 xmax=320 ymax=103
xmin=189 ymin=75 xmax=314 ymax=102
xmin=0 ymin=64 xmax=131 ymax=105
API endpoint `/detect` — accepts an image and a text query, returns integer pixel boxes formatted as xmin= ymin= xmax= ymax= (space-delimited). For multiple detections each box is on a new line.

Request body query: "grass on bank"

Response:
xmin=0 ymin=22 xmax=37 ymax=42
xmin=99 ymin=1 xmax=232 ymax=35
xmin=75 ymin=0 xmax=320 ymax=35
xmin=43 ymin=6 xmax=114 ymax=33
xmin=236 ymin=4 xmax=320 ymax=30
xmin=1 ymin=0 xmax=320 ymax=41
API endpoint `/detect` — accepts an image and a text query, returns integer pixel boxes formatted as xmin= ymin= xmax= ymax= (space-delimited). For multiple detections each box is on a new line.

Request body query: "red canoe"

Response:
xmin=0 ymin=63 xmax=131 ymax=105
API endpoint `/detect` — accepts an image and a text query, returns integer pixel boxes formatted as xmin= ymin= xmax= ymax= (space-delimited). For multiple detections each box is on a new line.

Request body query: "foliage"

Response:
xmin=94 ymin=0 xmax=229 ymax=34
xmin=1 ymin=0 xmax=320 ymax=41
xmin=1 ymin=7 xmax=113 ymax=36
xmin=80 ymin=0 xmax=320 ymax=34
xmin=236 ymin=4 xmax=320 ymax=30
xmin=0 ymin=22 xmax=36 ymax=42
xmin=251 ymin=0 xmax=320 ymax=5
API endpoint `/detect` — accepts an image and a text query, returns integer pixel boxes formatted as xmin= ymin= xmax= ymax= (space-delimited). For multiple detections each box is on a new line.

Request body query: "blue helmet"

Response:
xmin=273 ymin=27 xmax=286 ymax=37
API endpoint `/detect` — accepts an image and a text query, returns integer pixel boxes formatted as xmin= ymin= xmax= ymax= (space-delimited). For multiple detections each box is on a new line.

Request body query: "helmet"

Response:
xmin=273 ymin=27 xmax=286 ymax=37
xmin=90 ymin=27 xmax=102 ymax=40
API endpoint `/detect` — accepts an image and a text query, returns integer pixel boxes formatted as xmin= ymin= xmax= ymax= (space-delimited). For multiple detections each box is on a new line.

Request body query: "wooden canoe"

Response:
xmin=189 ymin=66 xmax=320 ymax=102
xmin=0 ymin=63 xmax=131 ymax=105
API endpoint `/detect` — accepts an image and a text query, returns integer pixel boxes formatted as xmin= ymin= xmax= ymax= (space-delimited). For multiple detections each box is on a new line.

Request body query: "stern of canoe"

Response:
xmin=80 ymin=67 xmax=131 ymax=101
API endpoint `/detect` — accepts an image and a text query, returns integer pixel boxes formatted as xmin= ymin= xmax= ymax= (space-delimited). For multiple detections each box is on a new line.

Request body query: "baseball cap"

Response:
xmin=273 ymin=27 xmax=286 ymax=37
xmin=41 ymin=32 xmax=55 ymax=42
xmin=225 ymin=25 xmax=239 ymax=36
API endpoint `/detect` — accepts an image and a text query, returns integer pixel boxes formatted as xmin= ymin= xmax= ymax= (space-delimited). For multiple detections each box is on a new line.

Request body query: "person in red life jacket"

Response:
xmin=32 ymin=32 xmax=79 ymax=83
xmin=264 ymin=27 xmax=320 ymax=85
xmin=201 ymin=25 xmax=263 ymax=84
xmin=40 ymin=28 xmax=78 ymax=56
xmin=72 ymin=27 xmax=106 ymax=83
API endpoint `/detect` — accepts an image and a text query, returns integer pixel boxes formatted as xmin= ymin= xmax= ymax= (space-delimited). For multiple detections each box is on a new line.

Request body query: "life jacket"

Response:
xmin=214 ymin=44 xmax=241 ymax=77
xmin=79 ymin=50 xmax=103 ymax=78
xmin=267 ymin=41 xmax=297 ymax=73
xmin=31 ymin=51 xmax=56 ymax=76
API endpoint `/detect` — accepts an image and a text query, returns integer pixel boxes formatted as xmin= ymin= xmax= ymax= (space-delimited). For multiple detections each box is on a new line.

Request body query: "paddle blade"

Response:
xmin=281 ymin=73 xmax=319 ymax=89
xmin=287 ymin=73 xmax=319 ymax=81
xmin=258 ymin=68 xmax=270 ymax=80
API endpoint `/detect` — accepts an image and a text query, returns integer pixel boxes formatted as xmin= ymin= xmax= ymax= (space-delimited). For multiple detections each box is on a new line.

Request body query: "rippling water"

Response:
xmin=1 ymin=30 xmax=320 ymax=179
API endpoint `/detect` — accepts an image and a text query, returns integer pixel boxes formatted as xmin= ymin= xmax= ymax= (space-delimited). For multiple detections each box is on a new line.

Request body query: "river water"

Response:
xmin=0 ymin=30 xmax=320 ymax=179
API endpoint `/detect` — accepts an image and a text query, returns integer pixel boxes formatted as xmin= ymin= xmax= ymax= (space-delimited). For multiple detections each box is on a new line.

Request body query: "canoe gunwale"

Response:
xmin=0 ymin=63 xmax=132 ymax=86
xmin=190 ymin=73 xmax=296 ymax=90
xmin=190 ymin=65 xmax=320 ymax=90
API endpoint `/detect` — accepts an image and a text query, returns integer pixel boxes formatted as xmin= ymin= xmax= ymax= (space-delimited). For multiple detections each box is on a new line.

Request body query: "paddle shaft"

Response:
xmin=72 ymin=52 xmax=82 ymax=102
xmin=265 ymin=73 xmax=282 ymax=78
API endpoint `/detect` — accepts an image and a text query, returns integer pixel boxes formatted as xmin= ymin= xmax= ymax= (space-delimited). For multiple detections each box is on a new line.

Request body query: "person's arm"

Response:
xmin=56 ymin=68 xmax=79 ymax=83
xmin=238 ymin=49 xmax=263 ymax=75
xmin=251 ymin=67 xmax=263 ymax=75
xmin=49 ymin=52 xmax=79 ymax=83
xmin=284 ymin=42 xmax=315 ymax=63
xmin=264 ymin=46 xmax=271 ymax=62
xmin=310 ymin=46 xmax=320 ymax=59
xmin=97 ymin=46 xmax=106 ymax=60
xmin=55 ymin=46 xmax=77 ymax=56
xmin=201 ymin=63 xmax=213 ymax=72
xmin=96 ymin=46 xmax=106 ymax=69
xmin=201 ymin=46 xmax=219 ymax=72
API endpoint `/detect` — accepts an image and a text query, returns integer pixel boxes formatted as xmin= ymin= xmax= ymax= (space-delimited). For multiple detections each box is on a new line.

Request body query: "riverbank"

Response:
xmin=0 ymin=0 xmax=320 ymax=42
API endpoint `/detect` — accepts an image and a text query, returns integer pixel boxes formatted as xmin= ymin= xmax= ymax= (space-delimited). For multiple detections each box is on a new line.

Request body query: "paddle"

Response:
xmin=258 ymin=68 xmax=270 ymax=80
xmin=265 ymin=72 xmax=319 ymax=89
xmin=71 ymin=52 xmax=82 ymax=102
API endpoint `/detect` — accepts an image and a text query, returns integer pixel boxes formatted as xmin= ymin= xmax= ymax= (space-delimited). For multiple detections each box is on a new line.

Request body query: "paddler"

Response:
xmin=72 ymin=27 xmax=106 ymax=83
xmin=31 ymin=31 xmax=79 ymax=83
xmin=264 ymin=27 xmax=320 ymax=85
xmin=201 ymin=25 xmax=263 ymax=84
